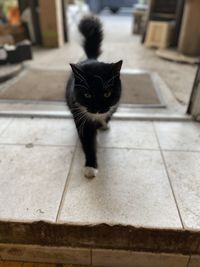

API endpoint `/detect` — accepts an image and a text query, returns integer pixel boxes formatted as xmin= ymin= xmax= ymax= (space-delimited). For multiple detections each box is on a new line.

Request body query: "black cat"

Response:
xmin=66 ymin=16 xmax=123 ymax=178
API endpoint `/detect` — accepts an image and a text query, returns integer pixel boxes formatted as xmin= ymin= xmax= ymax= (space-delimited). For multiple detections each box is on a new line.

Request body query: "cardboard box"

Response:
xmin=0 ymin=24 xmax=27 ymax=43
xmin=0 ymin=35 xmax=14 ymax=45
xmin=145 ymin=21 xmax=175 ymax=49
xmin=39 ymin=0 xmax=64 ymax=48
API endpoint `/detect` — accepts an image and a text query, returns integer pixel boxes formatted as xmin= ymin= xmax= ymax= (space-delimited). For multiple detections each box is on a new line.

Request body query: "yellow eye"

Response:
xmin=84 ymin=93 xmax=92 ymax=99
xmin=104 ymin=91 xmax=111 ymax=98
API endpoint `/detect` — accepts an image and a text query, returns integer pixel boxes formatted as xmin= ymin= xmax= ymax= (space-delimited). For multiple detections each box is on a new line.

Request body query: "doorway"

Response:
xmin=0 ymin=0 xmax=199 ymax=121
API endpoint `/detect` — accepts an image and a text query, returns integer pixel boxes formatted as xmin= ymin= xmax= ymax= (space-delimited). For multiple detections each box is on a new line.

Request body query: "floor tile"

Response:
xmin=58 ymin=148 xmax=182 ymax=228
xmin=98 ymin=121 xmax=159 ymax=149
xmin=0 ymin=118 xmax=77 ymax=146
xmin=92 ymin=249 xmax=189 ymax=267
xmin=164 ymin=151 xmax=200 ymax=229
xmin=188 ymin=256 xmax=200 ymax=267
xmin=155 ymin=122 xmax=200 ymax=151
xmin=0 ymin=145 xmax=74 ymax=222
xmin=0 ymin=118 xmax=12 ymax=136
xmin=0 ymin=244 xmax=90 ymax=265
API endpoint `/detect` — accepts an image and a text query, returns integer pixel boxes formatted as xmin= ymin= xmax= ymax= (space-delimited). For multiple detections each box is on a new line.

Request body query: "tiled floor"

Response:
xmin=0 ymin=118 xmax=77 ymax=146
xmin=0 ymin=145 xmax=74 ymax=221
xmin=154 ymin=122 xmax=200 ymax=151
xmin=0 ymin=117 xmax=199 ymax=232
xmin=58 ymin=147 xmax=181 ymax=227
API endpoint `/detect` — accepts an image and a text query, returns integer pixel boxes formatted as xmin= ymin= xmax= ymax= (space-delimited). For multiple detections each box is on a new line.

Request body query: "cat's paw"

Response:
xmin=84 ymin=167 xmax=98 ymax=178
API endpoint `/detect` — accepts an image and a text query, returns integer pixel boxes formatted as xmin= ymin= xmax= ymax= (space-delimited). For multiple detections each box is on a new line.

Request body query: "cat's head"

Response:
xmin=70 ymin=60 xmax=123 ymax=114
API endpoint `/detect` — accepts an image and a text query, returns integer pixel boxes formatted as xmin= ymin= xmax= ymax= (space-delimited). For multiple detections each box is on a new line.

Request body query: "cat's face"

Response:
xmin=70 ymin=60 xmax=123 ymax=114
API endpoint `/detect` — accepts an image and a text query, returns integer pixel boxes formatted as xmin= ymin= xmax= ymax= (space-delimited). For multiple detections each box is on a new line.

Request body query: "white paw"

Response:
xmin=84 ymin=167 xmax=98 ymax=178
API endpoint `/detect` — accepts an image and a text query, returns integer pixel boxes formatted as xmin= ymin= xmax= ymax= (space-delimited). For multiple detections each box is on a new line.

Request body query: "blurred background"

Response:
xmin=0 ymin=0 xmax=200 ymax=115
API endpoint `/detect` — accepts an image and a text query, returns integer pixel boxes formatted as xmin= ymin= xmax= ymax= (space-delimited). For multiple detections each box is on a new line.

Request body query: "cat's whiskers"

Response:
xmin=73 ymin=109 xmax=88 ymax=122
xmin=74 ymin=112 xmax=86 ymax=124
xmin=72 ymin=104 xmax=116 ymax=136
xmin=79 ymin=115 xmax=89 ymax=137
xmin=71 ymin=106 xmax=90 ymax=136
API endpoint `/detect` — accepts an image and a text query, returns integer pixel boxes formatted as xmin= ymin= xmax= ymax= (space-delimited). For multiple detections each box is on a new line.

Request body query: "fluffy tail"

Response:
xmin=78 ymin=16 xmax=103 ymax=59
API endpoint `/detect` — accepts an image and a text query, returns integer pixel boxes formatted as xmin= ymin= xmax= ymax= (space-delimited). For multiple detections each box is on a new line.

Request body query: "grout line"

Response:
xmin=161 ymin=149 xmax=200 ymax=153
xmin=153 ymin=122 xmax=185 ymax=229
xmin=1 ymin=142 xmax=200 ymax=153
xmin=99 ymin=146 xmax=200 ymax=153
xmin=0 ymin=142 xmax=76 ymax=148
xmin=94 ymin=146 xmax=159 ymax=151
xmin=55 ymin=139 xmax=78 ymax=223
xmin=186 ymin=256 xmax=191 ymax=267
xmin=0 ymin=142 xmax=159 ymax=151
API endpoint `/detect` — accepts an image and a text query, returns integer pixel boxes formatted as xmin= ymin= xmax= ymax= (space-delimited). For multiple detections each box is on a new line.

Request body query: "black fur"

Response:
xmin=78 ymin=16 xmax=103 ymax=59
xmin=66 ymin=16 xmax=123 ymax=177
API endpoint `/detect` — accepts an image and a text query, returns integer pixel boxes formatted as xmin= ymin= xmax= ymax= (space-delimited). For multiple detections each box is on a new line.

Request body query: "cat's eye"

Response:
xmin=84 ymin=93 xmax=92 ymax=99
xmin=104 ymin=91 xmax=111 ymax=98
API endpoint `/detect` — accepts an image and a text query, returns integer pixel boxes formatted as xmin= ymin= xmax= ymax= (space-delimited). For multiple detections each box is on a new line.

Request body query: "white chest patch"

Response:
xmin=75 ymin=104 xmax=117 ymax=125
xmin=87 ymin=111 xmax=110 ymax=124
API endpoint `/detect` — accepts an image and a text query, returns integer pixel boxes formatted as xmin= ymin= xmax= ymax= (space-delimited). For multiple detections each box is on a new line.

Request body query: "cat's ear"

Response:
xmin=113 ymin=60 xmax=123 ymax=73
xmin=70 ymin=64 xmax=84 ymax=77
xmin=70 ymin=63 xmax=88 ymax=85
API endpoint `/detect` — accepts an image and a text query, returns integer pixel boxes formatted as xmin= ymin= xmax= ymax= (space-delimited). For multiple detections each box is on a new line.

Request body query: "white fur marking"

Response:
xmin=84 ymin=167 xmax=98 ymax=178
xmin=74 ymin=104 xmax=118 ymax=126
xmin=86 ymin=110 xmax=111 ymax=126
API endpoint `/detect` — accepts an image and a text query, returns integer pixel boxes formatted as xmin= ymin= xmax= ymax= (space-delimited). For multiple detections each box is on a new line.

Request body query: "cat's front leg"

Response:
xmin=76 ymin=120 xmax=98 ymax=178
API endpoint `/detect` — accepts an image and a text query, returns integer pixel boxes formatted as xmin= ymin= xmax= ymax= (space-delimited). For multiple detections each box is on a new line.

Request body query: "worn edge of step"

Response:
xmin=0 ymin=221 xmax=199 ymax=255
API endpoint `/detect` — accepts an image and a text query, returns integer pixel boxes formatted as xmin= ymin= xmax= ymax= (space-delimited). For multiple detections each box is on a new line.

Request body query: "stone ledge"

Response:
xmin=0 ymin=221 xmax=199 ymax=255
xmin=0 ymin=244 xmax=190 ymax=267
xmin=0 ymin=244 xmax=90 ymax=265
